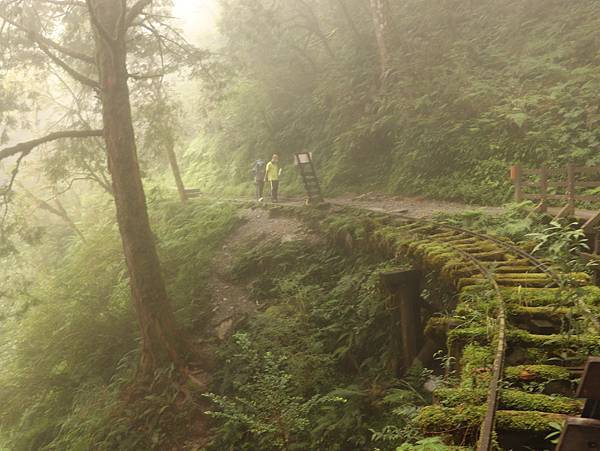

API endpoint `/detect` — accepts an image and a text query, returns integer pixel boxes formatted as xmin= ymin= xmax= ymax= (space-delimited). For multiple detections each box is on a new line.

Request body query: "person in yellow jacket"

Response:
xmin=264 ymin=154 xmax=282 ymax=202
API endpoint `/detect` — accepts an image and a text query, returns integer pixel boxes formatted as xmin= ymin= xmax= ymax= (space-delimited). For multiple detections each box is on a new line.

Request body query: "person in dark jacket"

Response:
xmin=252 ymin=159 xmax=266 ymax=201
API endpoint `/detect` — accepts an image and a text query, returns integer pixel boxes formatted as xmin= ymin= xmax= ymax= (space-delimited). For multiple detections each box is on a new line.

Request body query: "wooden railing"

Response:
xmin=510 ymin=163 xmax=600 ymax=234
xmin=511 ymin=163 xmax=600 ymax=215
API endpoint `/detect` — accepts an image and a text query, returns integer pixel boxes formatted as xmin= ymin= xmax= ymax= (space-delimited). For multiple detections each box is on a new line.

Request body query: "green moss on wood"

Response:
xmin=416 ymin=405 xmax=565 ymax=436
xmin=414 ymin=405 xmax=483 ymax=435
xmin=495 ymin=410 xmax=565 ymax=434
xmin=504 ymin=365 xmax=571 ymax=382
xmin=450 ymin=327 xmax=600 ymax=353
xmin=435 ymin=388 xmax=582 ymax=414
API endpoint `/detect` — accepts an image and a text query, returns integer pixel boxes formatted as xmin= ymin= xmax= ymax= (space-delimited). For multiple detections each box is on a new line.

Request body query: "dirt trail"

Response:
xmin=332 ymin=192 xmax=506 ymax=218
xmin=209 ymin=207 xmax=309 ymax=339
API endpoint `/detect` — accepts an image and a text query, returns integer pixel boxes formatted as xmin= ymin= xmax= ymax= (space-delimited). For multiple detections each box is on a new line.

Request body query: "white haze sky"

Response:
xmin=173 ymin=0 xmax=220 ymax=46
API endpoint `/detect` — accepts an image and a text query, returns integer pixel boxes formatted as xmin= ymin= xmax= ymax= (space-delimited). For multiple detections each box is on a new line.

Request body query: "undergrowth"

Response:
xmin=0 ymin=199 xmax=240 ymax=450
xmin=204 ymin=238 xmax=432 ymax=450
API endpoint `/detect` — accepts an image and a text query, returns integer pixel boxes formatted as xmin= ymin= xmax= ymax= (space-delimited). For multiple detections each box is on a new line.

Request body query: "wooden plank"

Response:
xmin=555 ymin=203 xmax=575 ymax=219
xmin=575 ymin=181 xmax=600 ymax=188
xmin=574 ymin=166 xmax=600 ymax=175
xmin=582 ymin=211 xmax=600 ymax=234
xmin=574 ymin=194 xmax=600 ymax=202
xmin=547 ymin=181 xmax=568 ymax=187
xmin=567 ymin=163 xmax=576 ymax=208
xmin=184 ymin=188 xmax=202 ymax=198
xmin=556 ymin=418 xmax=600 ymax=451
xmin=581 ymin=252 xmax=600 ymax=262
xmin=524 ymin=193 xmax=567 ymax=200
xmin=511 ymin=165 xmax=524 ymax=202
xmin=537 ymin=167 xmax=549 ymax=213
xmin=522 ymin=167 xmax=565 ymax=176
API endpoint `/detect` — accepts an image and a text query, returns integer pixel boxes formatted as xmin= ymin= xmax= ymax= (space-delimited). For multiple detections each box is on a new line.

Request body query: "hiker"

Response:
xmin=265 ymin=154 xmax=282 ymax=202
xmin=252 ymin=159 xmax=266 ymax=201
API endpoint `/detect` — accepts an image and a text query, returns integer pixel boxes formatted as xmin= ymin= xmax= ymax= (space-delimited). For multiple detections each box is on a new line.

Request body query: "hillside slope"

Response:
xmin=184 ymin=0 xmax=600 ymax=204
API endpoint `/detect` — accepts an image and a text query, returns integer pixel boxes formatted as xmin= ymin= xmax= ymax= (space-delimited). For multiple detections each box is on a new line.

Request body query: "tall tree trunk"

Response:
xmin=337 ymin=0 xmax=363 ymax=47
xmin=165 ymin=132 xmax=188 ymax=203
xmin=369 ymin=0 xmax=390 ymax=83
xmin=90 ymin=0 xmax=186 ymax=379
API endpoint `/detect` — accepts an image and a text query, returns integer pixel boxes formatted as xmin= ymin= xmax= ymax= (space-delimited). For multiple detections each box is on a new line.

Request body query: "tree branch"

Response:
xmin=16 ymin=182 xmax=86 ymax=241
xmin=1 ymin=151 xmax=27 ymax=196
xmin=39 ymin=0 xmax=86 ymax=7
xmin=126 ymin=0 xmax=152 ymax=29
xmin=0 ymin=12 xmax=95 ymax=64
xmin=0 ymin=129 xmax=104 ymax=161
xmin=127 ymin=71 xmax=167 ymax=80
xmin=33 ymin=33 xmax=95 ymax=64
xmin=36 ymin=43 xmax=100 ymax=89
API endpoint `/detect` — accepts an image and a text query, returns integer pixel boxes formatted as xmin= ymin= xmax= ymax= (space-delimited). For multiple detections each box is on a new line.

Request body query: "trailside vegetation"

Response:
xmin=0 ymin=199 xmax=240 ymax=450
xmin=185 ymin=0 xmax=600 ymax=203
xmin=204 ymin=234 xmax=433 ymax=450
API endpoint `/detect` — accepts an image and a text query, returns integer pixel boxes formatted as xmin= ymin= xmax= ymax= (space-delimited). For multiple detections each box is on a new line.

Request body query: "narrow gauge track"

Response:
xmin=390 ymin=217 xmax=553 ymax=450
xmin=311 ymin=201 xmax=598 ymax=449
xmin=387 ymin=215 xmax=599 ymax=450
xmin=199 ymin=195 xmax=599 ymax=449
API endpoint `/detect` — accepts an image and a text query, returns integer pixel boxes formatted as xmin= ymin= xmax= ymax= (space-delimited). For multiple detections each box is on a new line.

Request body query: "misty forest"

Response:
xmin=1 ymin=1 xmax=600 ymax=450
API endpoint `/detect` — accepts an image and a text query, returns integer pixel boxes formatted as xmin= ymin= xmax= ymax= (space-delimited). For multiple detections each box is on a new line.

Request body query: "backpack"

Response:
xmin=253 ymin=160 xmax=266 ymax=179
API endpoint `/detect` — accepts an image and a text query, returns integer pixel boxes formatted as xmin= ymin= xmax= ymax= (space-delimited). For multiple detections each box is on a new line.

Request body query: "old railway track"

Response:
xmin=386 ymin=216 xmax=599 ymax=450
xmin=191 ymin=194 xmax=600 ymax=449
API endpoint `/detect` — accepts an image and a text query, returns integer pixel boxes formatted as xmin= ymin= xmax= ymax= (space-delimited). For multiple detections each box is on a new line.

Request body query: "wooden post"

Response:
xmin=538 ymin=166 xmax=548 ymax=213
xmin=511 ymin=165 xmax=523 ymax=203
xmin=567 ymin=163 xmax=576 ymax=216
xmin=381 ymin=270 xmax=423 ymax=375
xmin=592 ymin=234 xmax=599 ymax=287
xmin=557 ymin=357 xmax=600 ymax=450
xmin=556 ymin=163 xmax=577 ymax=219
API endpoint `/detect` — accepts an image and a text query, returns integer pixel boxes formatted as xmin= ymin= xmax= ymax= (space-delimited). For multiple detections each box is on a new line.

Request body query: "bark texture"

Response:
xmin=90 ymin=0 xmax=185 ymax=378
xmin=369 ymin=0 xmax=390 ymax=83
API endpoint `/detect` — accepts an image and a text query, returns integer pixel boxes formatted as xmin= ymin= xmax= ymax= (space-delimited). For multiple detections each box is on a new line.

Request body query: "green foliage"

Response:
xmin=396 ymin=437 xmax=465 ymax=450
xmin=185 ymin=0 xmax=600 ymax=204
xmin=433 ymin=203 xmax=595 ymax=275
xmin=206 ymin=237 xmax=429 ymax=450
xmin=434 ymin=202 xmax=538 ymax=242
xmin=527 ymin=220 xmax=589 ymax=270
xmin=205 ymin=333 xmax=345 ymax=450
xmin=0 ymin=200 xmax=240 ymax=450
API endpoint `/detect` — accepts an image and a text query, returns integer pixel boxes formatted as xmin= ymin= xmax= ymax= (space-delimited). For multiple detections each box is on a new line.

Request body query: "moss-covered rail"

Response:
xmin=281 ymin=203 xmax=599 ymax=450
xmin=384 ymin=218 xmax=599 ymax=450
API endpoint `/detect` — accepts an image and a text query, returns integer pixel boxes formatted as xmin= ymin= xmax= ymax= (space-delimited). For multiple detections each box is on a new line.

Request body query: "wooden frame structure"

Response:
xmin=294 ymin=152 xmax=324 ymax=204
xmin=510 ymin=164 xmax=600 ymax=233
xmin=556 ymin=357 xmax=600 ymax=450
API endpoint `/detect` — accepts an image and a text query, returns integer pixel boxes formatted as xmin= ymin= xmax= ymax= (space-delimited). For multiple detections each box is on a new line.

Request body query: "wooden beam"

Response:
xmin=381 ymin=269 xmax=423 ymax=375
xmin=510 ymin=165 xmax=523 ymax=203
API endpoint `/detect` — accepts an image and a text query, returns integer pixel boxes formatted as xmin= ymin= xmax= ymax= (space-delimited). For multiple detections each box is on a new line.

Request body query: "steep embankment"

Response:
xmin=184 ymin=0 xmax=600 ymax=204
xmin=208 ymin=207 xmax=311 ymax=339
